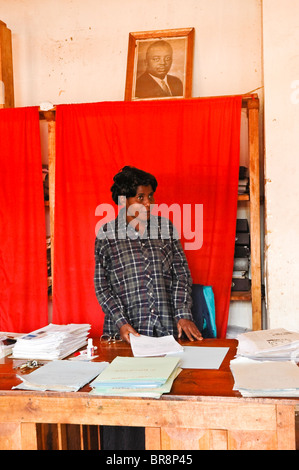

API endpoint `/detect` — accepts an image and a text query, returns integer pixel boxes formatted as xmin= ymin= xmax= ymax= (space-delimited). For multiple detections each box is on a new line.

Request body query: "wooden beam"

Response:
xmin=38 ymin=94 xmax=258 ymax=122
xmin=0 ymin=21 xmax=14 ymax=108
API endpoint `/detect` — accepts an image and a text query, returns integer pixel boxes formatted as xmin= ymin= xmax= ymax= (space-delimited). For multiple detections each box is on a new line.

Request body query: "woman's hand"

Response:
xmin=177 ymin=319 xmax=203 ymax=341
xmin=119 ymin=323 xmax=140 ymax=344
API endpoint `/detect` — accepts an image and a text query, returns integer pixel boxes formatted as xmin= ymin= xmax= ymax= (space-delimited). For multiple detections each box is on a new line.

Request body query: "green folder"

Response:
xmin=90 ymin=355 xmax=180 ymax=389
xmin=90 ymin=366 xmax=181 ymax=398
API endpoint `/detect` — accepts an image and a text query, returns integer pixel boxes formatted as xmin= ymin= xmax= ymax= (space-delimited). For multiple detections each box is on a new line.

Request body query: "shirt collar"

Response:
xmin=116 ymin=207 xmax=160 ymax=239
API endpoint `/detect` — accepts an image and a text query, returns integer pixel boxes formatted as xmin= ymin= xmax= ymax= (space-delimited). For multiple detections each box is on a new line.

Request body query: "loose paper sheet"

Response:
xmin=129 ymin=334 xmax=183 ymax=357
xmin=13 ymin=360 xmax=108 ymax=392
xmin=167 ymin=346 xmax=229 ymax=369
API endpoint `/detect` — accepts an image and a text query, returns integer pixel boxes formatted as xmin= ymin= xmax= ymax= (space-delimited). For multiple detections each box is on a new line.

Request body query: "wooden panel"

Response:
xmin=0 ymin=423 xmax=22 ymax=450
xmin=161 ymin=428 xmax=228 ymax=450
xmin=0 ymin=21 xmax=14 ymax=108
xmin=209 ymin=429 xmax=228 ymax=450
xmin=0 ymin=422 xmax=37 ymax=450
xmin=228 ymin=430 xmax=277 ymax=450
xmin=20 ymin=423 xmax=38 ymax=450
xmin=0 ymin=395 xmax=278 ymax=430
xmin=161 ymin=427 xmax=209 ymax=450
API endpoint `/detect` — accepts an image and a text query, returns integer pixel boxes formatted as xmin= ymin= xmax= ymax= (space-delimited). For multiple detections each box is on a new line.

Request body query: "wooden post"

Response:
xmin=0 ymin=21 xmax=14 ymax=108
xmin=48 ymin=120 xmax=56 ymax=290
xmin=248 ymin=97 xmax=262 ymax=330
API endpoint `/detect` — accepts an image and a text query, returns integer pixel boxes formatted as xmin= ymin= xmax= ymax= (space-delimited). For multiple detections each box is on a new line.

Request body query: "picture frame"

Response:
xmin=124 ymin=27 xmax=195 ymax=101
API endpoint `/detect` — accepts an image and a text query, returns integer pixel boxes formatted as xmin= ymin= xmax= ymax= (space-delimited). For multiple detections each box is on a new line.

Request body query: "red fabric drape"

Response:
xmin=0 ymin=107 xmax=48 ymax=332
xmin=54 ymin=97 xmax=241 ymax=338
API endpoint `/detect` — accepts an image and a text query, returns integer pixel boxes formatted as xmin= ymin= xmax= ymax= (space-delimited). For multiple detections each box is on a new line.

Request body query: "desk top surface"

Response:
xmin=0 ymin=338 xmax=238 ymax=398
xmin=0 ymin=338 xmax=298 ymax=405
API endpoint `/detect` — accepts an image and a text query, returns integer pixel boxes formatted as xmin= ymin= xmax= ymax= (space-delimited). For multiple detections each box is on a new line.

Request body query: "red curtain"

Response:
xmin=0 ymin=107 xmax=48 ymax=332
xmin=54 ymin=97 xmax=241 ymax=338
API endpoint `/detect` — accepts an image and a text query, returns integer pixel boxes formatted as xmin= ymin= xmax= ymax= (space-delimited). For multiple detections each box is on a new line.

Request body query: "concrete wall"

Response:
xmin=263 ymin=0 xmax=299 ymax=331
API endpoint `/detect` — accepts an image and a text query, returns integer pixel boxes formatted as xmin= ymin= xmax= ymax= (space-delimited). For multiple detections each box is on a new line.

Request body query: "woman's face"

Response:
xmin=125 ymin=185 xmax=155 ymax=223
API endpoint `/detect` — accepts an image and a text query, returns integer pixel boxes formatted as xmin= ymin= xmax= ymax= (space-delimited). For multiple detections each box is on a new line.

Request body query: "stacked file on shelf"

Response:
xmin=236 ymin=328 xmax=299 ymax=361
xmin=230 ymin=356 xmax=299 ymax=397
xmin=12 ymin=323 xmax=91 ymax=360
xmin=89 ymin=355 xmax=181 ymax=399
xmin=238 ymin=166 xmax=249 ymax=194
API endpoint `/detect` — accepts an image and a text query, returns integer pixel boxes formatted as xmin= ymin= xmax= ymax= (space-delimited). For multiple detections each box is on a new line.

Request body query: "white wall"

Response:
xmin=1 ymin=0 xmax=265 ymax=331
xmin=263 ymin=0 xmax=299 ymax=331
xmin=1 ymin=0 xmax=262 ymax=106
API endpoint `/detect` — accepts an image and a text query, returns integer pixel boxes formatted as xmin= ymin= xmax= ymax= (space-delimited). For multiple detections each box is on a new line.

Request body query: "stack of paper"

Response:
xmin=12 ymin=323 xmax=91 ymax=360
xmin=129 ymin=334 xmax=183 ymax=357
xmin=89 ymin=355 xmax=181 ymax=399
xmin=13 ymin=360 xmax=108 ymax=392
xmin=236 ymin=328 xmax=299 ymax=361
xmin=0 ymin=332 xmax=22 ymax=358
xmin=230 ymin=356 xmax=299 ymax=397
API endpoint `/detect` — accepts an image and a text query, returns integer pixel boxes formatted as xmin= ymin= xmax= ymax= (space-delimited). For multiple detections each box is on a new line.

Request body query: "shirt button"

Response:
xmin=150 ymin=309 xmax=155 ymax=313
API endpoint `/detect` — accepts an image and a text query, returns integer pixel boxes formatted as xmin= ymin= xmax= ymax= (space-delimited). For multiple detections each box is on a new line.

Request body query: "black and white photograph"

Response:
xmin=125 ymin=28 xmax=194 ymax=101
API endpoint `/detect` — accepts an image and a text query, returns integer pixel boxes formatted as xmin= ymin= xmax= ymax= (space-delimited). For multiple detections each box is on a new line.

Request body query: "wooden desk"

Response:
xmin=0 ymin=338 xmax=298 ymax=450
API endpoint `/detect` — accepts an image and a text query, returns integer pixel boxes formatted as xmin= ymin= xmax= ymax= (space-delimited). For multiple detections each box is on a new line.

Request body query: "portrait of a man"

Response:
xmin=124 ymin=28 xmax=194 ymax=101
xmin=134 ymin=40 xmax=184 ymax=99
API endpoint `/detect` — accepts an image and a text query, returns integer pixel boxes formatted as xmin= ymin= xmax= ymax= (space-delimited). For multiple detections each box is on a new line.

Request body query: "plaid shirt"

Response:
xmin=94 ymin=209 xmax=193 ymax=337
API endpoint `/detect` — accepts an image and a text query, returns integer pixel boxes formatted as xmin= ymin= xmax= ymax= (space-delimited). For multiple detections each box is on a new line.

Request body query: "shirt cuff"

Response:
xmin=174 ymin=309 xmax=194 ymax=322
xmin=115 ymin=315 xmax=129 ymax=330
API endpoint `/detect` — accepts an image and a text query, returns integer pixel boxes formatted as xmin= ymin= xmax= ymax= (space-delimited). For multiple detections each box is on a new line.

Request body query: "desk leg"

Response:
xmin=276 ymin=404 xmax=296 ymax=450
xmin=0 ymin=422 xmax=37 ymax=450
xmin=145 ymin=427 xmax=161 ymax=449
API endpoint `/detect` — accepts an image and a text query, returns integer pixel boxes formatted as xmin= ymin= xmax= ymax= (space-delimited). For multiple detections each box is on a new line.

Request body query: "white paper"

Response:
xmin=130 ymin=334 xmax=183 ymax=357
xmin=13 ymin=360 xmax=109 ymax=392
xmin=167 ymin=346 xmax=229 ymax=369
xmin=12 ymin=323 xmax=91 ymax=360
xmin=236 ymin=328 xmax=299 ymax=360
xmin=230 ymin=356 xmax=299 ymax=397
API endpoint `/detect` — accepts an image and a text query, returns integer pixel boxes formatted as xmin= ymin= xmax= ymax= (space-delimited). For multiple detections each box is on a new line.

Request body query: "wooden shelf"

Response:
xmin=230 ymin=291 xmax=252 ymax=301
xmin=238 ymin=194 xmax=249 ymax=201
xmin=231 ymin=96 xmax=262 ymax=330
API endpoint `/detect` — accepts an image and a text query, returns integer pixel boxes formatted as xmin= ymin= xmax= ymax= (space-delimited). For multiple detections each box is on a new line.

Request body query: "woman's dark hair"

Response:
xmin=111 ymin=166 xmax=158 ymax=205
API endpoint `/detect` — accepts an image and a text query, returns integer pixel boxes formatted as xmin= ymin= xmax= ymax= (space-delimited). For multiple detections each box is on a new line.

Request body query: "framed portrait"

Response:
xmin=124 ymin=27 xmax=195 ymax=101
